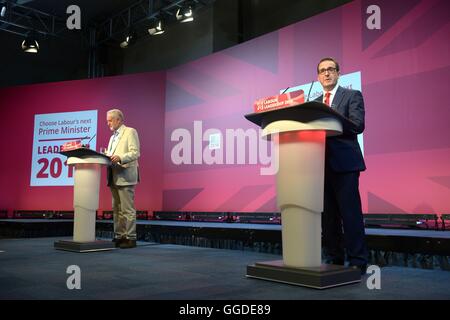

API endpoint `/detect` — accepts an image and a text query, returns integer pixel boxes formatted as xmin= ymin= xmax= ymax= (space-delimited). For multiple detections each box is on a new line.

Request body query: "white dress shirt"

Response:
xmin=108 ymin=124 xmax=124 ymax=154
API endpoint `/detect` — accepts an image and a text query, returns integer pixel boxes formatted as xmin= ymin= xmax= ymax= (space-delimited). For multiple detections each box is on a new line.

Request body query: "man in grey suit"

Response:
xmin=106 ymin=109 xmax=140 ymax=249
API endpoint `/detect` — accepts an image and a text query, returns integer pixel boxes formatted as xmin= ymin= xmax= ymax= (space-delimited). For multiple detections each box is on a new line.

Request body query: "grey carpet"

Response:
xmin=0 ymin=237 xmax=449 ymax=300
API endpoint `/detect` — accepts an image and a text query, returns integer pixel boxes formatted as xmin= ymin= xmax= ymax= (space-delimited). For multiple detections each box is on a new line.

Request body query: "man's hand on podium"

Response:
xmin=110 ymin=155 xmax=121 ymax=164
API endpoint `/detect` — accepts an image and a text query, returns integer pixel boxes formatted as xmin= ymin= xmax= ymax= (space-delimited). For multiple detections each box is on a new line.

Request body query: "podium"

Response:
xmin=244 ymin=101 xmax=361 ymax=289
xmin=54 ymin=148 xmax=116 ymax=252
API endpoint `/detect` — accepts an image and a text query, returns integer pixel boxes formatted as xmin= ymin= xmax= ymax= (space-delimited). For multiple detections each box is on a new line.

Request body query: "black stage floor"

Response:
xmin=1 ymin=237 xmax=450 ymax=300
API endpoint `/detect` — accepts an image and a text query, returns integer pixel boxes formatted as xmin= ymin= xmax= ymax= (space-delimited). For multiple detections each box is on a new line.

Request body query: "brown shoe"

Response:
xmin=112 ymin=237 xmax=125 ymax=248
xmin=119 ymin=239 xmax=137 ymax=249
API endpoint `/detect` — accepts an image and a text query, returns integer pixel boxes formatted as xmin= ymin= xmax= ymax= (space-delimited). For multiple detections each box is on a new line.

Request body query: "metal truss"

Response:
xmin=0 ymin=0 xmax=216 ymax=78
xmin=94 ymin=0 xmax=215 ymax=45
xmin=0 ymin=0 xmax=67 ymax=38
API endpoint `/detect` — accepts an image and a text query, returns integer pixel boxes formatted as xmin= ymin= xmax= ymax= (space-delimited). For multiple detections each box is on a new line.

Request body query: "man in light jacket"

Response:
xmin=106 ymin=109 xmax=140 ymax=249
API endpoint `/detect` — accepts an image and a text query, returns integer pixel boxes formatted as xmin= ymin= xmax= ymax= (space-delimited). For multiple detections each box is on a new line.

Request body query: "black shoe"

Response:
xmin=331 ymin=259 xmax=345 ymax=266
xmin=119 ymin=239 xmax=137 ymax=249
xmin=325 ymin=258 xmax=345 ymax=266
xmin=350 ymin=264 xmax=367 ymax=275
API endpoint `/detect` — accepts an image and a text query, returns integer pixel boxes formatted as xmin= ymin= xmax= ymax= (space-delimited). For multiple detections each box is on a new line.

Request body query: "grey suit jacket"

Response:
xmin=107 ymin=125 xmax=140 ymax=186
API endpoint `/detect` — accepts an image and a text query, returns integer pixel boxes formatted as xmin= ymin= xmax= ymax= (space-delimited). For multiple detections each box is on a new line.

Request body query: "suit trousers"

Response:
xmin=322 ymin=167 xmax=368 ymax=266
xmin=110 ymin=184 xmax=137 ymax=240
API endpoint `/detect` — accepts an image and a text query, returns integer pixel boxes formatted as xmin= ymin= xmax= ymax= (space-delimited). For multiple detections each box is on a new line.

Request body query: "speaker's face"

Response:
xmin=317 ymin=60 xmax=340 ymax=91
xmin=106 ymin=114 xmax=122 ymax=131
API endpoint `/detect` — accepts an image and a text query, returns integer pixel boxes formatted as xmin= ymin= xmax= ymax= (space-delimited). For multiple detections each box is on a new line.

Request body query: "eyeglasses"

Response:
xmin=318 ymin=67 xmax=337 ymax=75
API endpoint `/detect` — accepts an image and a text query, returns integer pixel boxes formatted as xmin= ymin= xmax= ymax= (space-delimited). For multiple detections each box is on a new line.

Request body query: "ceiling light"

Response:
xmin=120 ymin=34 xmax=133 ymax=48
xmin=21 ymin=35 xmax=39 ymax=53
xmin=176 ymin=6 xmax=194 ymax=23
xmin=148 ymin=19 xmax=165 ymax=35
xmin=0 ymin=2 xmax=7 ymax=17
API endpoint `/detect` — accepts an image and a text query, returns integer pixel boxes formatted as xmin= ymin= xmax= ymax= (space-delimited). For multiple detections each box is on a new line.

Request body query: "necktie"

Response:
xmin=324 ymin=92 xmax=331 ymax=106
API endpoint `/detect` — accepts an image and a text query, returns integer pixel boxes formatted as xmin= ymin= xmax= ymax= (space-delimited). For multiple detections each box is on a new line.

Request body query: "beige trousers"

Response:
xmin=110 ymin=185 xmax=136 ymax=240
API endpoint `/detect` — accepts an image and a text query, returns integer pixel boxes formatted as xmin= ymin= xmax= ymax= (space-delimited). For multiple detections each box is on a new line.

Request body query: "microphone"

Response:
xmin=280 ymin=86 xmax=290 ymax=95
xmin=306 ymin=80 xmax=315 ymax=102
xmin=83 ymin=134 xmax=96 ymax=148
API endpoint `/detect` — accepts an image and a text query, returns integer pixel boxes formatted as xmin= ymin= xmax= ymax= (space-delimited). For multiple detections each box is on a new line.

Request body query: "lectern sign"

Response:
xmin=30 ymin=110 xmax=98 ymax=186
xmin=253 ymin=89 xmax=304 ymax=113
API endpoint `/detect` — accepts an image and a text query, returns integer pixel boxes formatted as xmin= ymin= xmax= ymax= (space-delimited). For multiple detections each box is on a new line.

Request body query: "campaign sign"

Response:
xmin=30 ymin=110 xmax=98 ymax=186
xmin=253 ymin=89 xmax=304 ymax=113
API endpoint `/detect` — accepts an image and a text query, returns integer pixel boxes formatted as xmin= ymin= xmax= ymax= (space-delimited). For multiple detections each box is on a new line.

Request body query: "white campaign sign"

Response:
xmin=30 ymin=110 xmax=98 ymax=186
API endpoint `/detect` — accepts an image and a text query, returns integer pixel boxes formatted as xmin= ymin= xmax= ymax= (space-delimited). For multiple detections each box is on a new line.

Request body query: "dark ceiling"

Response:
xmin=14 ymin=0 xmax=139 ymax=23
xmin=1 ymin=0 xmax=216 ymax=46
xmin=0 ymin=0 xmax=352 ymax=88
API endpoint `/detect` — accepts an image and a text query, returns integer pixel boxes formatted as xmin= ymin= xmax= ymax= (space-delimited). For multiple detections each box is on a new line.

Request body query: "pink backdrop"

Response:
xmin=0 ymin=0 xmax=449 ymax=215
xmin=0 ymin=72 xmax=166 ymax=213
xmin=163 ymin=0 xmax=450 ymax=214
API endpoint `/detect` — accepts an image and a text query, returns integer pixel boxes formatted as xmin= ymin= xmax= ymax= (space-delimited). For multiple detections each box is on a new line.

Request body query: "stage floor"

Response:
xmin=0 ymin=237 xmax=449 ymax=300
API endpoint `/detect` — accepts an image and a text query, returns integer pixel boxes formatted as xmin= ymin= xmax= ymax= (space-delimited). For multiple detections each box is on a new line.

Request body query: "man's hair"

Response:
xmin=317 ymin=57 xmax=340 ymax=74
xmin=107 ymin=109 xmax=124 ymax=121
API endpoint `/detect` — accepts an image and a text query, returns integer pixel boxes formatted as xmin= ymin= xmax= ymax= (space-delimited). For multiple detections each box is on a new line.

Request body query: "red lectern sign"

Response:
xmin=61 ymin=140 xmax=82 ymax=151
xmin=253 ymin=89 xmax=305 ymax=113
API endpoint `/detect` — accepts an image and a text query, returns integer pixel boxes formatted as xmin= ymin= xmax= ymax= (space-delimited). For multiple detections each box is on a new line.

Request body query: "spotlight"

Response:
xmin=120 ymin=34 xmax=133 ymax=48
xmin=22 ymin=34 xmax=39 ymax=53
xmin=1 ymin=2 xmax=6 ymax=17
xmin=148 ymin=19 xmax=165 ymax=35
xmin=176 ymin=5 xmax=193 ymax=23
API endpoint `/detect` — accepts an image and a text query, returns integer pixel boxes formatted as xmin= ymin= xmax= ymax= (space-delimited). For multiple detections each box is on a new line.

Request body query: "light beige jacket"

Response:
xmin=107 ymin=125 xmax=140 ymax=186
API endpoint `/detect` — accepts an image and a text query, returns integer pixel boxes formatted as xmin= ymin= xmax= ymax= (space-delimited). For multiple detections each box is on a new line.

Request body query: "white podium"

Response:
xmin=55 ymin=148 xmax=115 ymax=252
xmin=245 ymin=101 xmax=361 ymax=289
